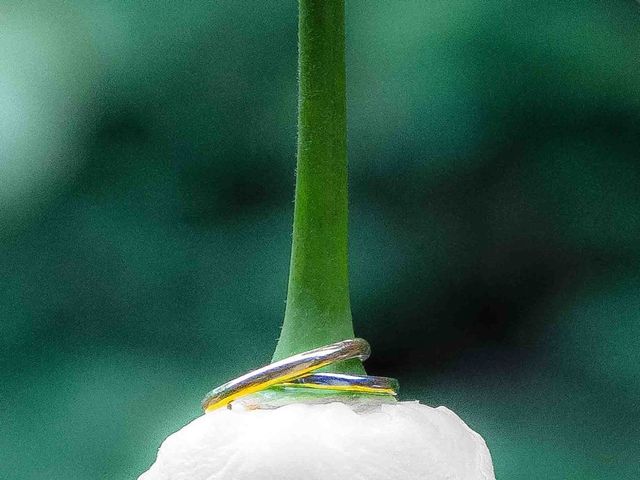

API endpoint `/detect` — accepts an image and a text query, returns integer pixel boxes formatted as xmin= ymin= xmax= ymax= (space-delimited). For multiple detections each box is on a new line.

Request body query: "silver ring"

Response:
xmin=202 ymin=338 xmax=372 ymax=411
xmin=283 ymin=372 xmax=399 ymax=395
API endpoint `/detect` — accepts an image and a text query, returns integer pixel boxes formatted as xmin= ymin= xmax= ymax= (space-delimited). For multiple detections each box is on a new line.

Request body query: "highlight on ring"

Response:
xmin=202 ymin=338 xmax=399 ymax=412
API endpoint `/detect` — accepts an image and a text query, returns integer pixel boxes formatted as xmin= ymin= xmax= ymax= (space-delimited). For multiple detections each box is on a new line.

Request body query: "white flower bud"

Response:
xmin=140 ymin=401 xmax=495 ymax=479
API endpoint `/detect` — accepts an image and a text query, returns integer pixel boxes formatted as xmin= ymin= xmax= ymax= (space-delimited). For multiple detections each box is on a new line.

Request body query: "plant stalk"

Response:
xmin=272 ymin=0 xmax=364 ymax=374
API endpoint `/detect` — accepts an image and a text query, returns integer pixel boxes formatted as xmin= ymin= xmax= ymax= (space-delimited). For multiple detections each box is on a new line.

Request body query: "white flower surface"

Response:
xmin=139 ymin=401 xmax=495 ymax=480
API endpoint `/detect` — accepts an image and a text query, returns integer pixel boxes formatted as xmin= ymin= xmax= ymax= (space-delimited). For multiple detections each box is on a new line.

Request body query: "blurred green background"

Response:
xmin=1 ymin=1 xmax=639 ymax=478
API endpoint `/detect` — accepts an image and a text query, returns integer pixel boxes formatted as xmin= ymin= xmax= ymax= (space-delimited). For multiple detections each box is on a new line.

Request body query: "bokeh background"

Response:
xmin=2 ymin=1 xmax=639 ymax=478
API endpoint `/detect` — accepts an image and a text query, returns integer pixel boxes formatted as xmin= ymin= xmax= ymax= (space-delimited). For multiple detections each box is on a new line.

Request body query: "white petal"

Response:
xmin=140 ymin=401 xmax=495 ymax=480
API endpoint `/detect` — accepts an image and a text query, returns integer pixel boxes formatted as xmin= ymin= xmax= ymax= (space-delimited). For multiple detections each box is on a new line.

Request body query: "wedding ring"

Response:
xmin=202 ymin=338 xmax=372 ymax=412
xmin=282 ymin=372 xmax=399 ymax=396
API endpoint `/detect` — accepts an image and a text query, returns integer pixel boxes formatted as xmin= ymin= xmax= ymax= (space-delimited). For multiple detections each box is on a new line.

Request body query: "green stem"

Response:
xmin=272 ymin=0 xmax=364 ymax=374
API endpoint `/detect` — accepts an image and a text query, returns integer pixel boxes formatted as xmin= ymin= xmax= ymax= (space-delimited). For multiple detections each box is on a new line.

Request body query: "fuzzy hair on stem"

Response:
xmin=272 ymin=0 xmax=364 ymax=375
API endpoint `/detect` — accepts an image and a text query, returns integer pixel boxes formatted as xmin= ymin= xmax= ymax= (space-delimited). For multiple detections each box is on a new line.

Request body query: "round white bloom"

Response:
xmin=140 ymin=401 xmax=495 ymax=480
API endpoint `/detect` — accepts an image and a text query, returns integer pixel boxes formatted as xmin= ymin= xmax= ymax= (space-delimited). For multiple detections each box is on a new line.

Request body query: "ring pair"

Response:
xmin=202 ymin=338 xmax=399 ymax=412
